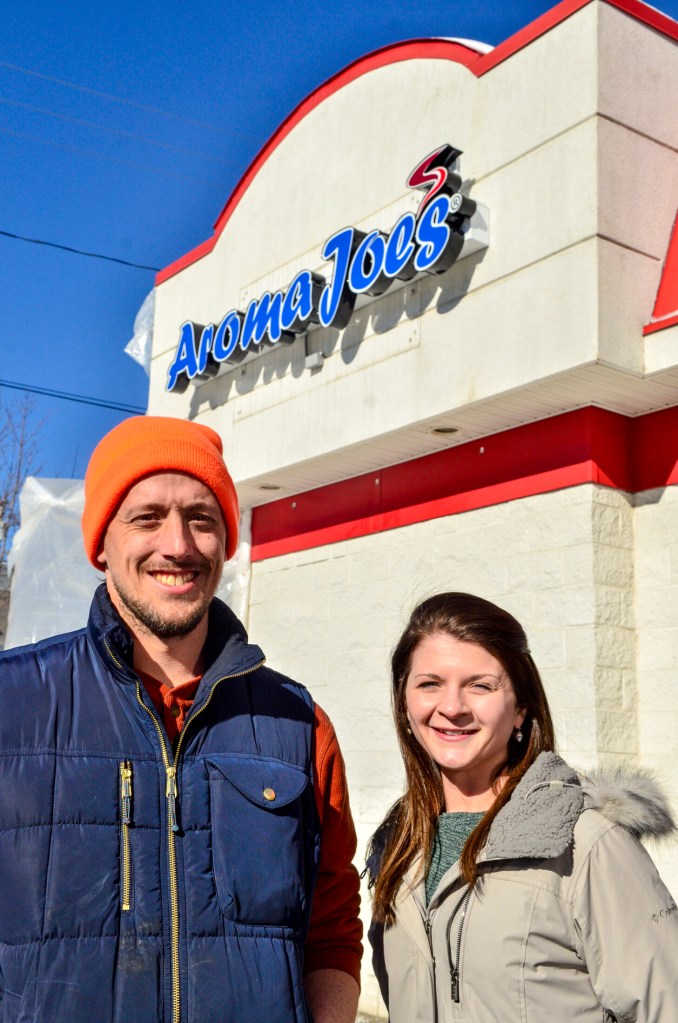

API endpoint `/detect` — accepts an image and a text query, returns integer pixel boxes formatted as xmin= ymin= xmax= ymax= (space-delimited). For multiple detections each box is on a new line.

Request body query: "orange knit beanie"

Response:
xmin=82 ymin=416 xmax=239 ymax=567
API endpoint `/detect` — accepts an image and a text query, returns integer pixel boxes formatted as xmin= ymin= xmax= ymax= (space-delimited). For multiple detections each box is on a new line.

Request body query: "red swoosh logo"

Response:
xmin=407 ymin=143 xmax=461 ymax=216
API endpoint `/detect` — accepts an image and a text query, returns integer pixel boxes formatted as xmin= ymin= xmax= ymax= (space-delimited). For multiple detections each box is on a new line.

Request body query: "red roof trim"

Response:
xmin=155 ymin=40 xmax=482 ymax=285
xmin=644 ymin=210 xmax=678 ymax=335
xmin=250 ymin=405 xmax=678 ymax=561
xmin=251 ymin=464 xmax=594 ymax=561
xmin=605 ymin=0 xmax=678 ymax=37
xmin=157 ymin=0 xmax=678 ymax=287
xmin=644 ymin=312 xmax=678 ymax=335
xmin=211 ymin=40 xmax=481 ymax=241
xmin=475 ymin=0 xmax=590 ymax=74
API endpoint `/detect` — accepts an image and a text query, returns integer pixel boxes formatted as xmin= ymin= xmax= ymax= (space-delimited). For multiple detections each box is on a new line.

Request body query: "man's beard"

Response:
xmin=110 ymin=575 xmax=211 ymax=639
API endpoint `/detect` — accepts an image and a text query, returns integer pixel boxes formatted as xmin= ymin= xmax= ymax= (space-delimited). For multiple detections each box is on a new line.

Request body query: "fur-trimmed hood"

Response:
xmin=580 ymin=765 xmax=676 ymax=839
xmin=483 ymin=752 xmax=676 ymax=863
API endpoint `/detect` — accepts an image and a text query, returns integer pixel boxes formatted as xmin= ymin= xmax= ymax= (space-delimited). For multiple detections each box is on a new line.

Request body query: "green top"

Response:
xmin=425 ymin=811 xmax=485 ymax=904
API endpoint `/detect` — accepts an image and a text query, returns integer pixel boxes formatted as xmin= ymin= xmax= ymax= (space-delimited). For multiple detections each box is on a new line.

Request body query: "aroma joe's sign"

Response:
xmin=167 ymin=144 xmax=480 ymax=393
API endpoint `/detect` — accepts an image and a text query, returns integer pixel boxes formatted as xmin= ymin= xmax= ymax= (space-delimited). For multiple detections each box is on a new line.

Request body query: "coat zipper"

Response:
xmin=106 ymin=640 xmax=264 ymax=1023
xmin=425 ymin=917 xmax=439 ymax=1023
xmin=119 ymin=761 xmax=133 ymax=912
xmin=413 ymin=887 xmax=439 ymax=1023
xmin=446 ymin=887 xmax=472 ymax=1003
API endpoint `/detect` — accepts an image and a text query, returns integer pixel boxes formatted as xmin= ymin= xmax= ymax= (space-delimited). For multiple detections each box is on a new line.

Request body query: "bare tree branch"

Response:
xmin=0 ymin=392 xmax=44 ymax=568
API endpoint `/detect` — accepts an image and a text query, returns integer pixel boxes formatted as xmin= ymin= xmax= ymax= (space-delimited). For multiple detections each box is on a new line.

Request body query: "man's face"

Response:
xmin=98 ymin=472 xmax=227 ymax=640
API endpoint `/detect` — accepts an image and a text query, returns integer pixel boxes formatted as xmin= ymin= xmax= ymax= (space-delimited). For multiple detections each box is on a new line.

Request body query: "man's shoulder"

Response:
xmin=258 ymin=662 xmax=310 ymax=692
xmin=255 ymin=663 xmax=315 ymax=708
xmin=0 ymin=627 xmax=87 ymax=674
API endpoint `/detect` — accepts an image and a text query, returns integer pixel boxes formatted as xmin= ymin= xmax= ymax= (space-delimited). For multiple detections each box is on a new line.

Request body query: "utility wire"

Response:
xmin=0 ymin=126 xmax=225 ymax=189
xmin=0 ymin=229 xmax=160 ymax=271
xmin=0 ymin=60 xmax=259 ymax=142
xmin=0 ymin=378 xmax=146 ymax=414
xmin=0 ymin=96 xmax=242 ymax=168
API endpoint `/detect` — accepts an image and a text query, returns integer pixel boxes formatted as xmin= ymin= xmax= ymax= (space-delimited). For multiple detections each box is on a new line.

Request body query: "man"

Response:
xmin=0 ymin=416 xmax=361 ymax=1023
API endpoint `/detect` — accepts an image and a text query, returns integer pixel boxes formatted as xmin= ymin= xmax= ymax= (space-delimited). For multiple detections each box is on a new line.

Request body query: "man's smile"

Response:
xmin=149 ymin=570 xmax=200 ymax=588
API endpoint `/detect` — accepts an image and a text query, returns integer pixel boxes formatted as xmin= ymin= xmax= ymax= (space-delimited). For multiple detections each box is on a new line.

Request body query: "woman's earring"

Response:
xmin=514 ymin=727 xmax=523 ymax=743
xmin=406 ymin=725 xmax=412 ymax=735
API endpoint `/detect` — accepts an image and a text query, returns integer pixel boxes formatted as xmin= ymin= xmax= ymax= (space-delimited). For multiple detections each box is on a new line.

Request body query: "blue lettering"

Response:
xmin=384 ymin=212 xmax=417 ymax=279
xmin=414 ymin=195 xmax=451 ymax=272
xmin=213 ymin=311 xmax=243 ymax=362
xmin=319 ymin=227 xmax=357 ymax=329
xmin=196 ymin=323 xmax=215 ymax=375
xmin=281 ymin=270 xmax=323 ymax=333
xmin=167 ymin=321 xmax=199 ymax=392
xmin=165 ymin=159 xmax=479 ymax=390
xmin=241 ymin=291 xmax=287 ymax=351
xmin=348 ymin=230 xmax=387 ymax=294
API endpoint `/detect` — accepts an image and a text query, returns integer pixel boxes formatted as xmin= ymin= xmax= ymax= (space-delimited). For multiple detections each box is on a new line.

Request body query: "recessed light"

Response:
xmin=258 ymin=483 xmax=281 ymax=491
xmin=430 ymin=426 xmax=459 ymax=435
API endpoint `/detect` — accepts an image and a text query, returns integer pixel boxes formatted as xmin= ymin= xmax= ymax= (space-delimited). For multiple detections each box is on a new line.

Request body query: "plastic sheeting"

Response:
xmin=5 ymin=476 xmax=252 ymax=650
xmin=124 ymin=288 xmax=154 ymax=377
xmin=6 ymin=478 xmax=99 ymax=648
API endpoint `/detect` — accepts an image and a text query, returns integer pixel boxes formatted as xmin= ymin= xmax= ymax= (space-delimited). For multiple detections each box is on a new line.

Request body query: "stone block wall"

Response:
xmin=635 ymin=485 xmax=678 ymax=894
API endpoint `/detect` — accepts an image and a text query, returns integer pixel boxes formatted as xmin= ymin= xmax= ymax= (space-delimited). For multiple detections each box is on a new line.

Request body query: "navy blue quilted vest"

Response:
xmin=0 ymin=586 xmax=320 ymax=1023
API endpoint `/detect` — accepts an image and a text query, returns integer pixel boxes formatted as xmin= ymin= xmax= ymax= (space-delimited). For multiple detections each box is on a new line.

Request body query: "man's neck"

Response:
xmin=104 ymin=579 xmax=211 ymax=687
xmin=130 ymin=621 xmax=208 ymax=687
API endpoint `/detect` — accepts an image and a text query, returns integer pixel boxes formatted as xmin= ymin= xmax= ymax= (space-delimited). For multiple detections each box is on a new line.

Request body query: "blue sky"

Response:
xmin=2 ymin=0 xmax=678 ymax=479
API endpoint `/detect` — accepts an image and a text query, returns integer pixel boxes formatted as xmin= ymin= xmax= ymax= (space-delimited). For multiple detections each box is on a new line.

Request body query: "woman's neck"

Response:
xmin=442 ymin=770 xmax=508 ymax=812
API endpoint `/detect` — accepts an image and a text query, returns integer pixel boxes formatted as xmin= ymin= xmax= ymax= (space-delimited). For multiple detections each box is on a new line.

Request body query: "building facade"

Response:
xmin=148 ymin=1 xmax=678 ymax=1012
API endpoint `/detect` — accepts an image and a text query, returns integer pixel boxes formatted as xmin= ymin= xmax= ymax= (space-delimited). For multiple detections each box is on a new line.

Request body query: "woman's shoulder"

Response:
xmin=365 ymin=799 xmax=402 ymax=885
xmin=575 ymin=764 xmax=676 ymax=845
xmin=567 ymin=768 xmax=677 ymax=929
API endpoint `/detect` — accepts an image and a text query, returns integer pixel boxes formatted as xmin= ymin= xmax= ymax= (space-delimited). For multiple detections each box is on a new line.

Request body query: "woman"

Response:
xmin=367 ymin=592 xmax=678 ymax=1022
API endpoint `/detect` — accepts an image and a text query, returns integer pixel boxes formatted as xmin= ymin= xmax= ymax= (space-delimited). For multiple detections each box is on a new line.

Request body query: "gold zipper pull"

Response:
xmin=166 ymin=765 xmax=180 ymax=833
xmin=120 ymin=762 xmax=133 ymax=825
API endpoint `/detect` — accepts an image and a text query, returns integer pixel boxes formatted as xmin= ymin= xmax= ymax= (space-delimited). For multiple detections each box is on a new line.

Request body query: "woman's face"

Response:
xmin=405 ymin=632 xmax=525 ymax=808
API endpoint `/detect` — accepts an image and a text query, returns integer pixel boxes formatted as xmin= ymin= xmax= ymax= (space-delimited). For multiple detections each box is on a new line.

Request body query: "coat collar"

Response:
xmin=483 ymin=752 xmax=583 ymax=862
xmin=482 ymin=750 xmax=677 ymax=861
xmin=401 ymin=754 xmax=583 ymax=911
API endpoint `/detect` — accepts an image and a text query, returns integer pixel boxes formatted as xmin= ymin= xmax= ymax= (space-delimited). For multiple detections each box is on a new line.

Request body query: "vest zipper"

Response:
xmin=106 ymin=641 xmax=264 ymax=1023
xmin=119 ymin=761 xmax=133 ymax=912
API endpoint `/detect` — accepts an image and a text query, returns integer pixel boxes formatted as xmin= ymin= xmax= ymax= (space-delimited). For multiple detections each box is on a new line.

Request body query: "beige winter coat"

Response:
xmin=369 ymin=753 xmax=678 ymax=1022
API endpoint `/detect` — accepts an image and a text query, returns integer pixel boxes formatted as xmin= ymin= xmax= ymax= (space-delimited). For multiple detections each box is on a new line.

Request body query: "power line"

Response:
xmin=0 ymin=229 xmax=160 ymax=271
xmin=0 ymin=126 xmax=225 ymax=190
xmin=0 ymin=60 xmax=260 ymax=142
xmin=0 ymin=96 xmax=242 ymax=168
xmin=0 ymin=378 xmax=146 ymax=414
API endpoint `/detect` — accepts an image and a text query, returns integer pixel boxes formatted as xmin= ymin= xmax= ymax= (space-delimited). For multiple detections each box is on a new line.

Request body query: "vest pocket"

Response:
xmin=206 ymin=756 xmax=309 ymax=926
xmin=119 ymin=761 xmax=134 ymax=913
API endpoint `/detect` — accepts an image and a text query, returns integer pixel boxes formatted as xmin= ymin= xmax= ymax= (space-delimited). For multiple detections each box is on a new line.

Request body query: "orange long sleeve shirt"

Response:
xmin=138 ymin=671 xmax=363 ymax=985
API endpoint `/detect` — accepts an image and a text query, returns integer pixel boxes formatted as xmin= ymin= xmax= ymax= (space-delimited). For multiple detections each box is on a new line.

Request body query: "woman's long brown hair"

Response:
xmin=369 ymin=592 xmax=555 ymax=925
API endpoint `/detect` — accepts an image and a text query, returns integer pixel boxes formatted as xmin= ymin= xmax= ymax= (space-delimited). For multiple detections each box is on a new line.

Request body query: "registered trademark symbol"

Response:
xmin=449 ymin=193 xmax=463 ymax=214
